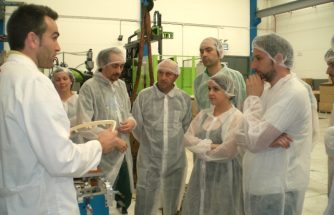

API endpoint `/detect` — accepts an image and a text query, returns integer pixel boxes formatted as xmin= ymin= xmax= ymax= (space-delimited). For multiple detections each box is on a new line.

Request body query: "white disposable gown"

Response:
xmin=182 ymin=107 xmax=244 ymax=215
xmin=323 ymin=97 xmax=334 ymax=215
xmin=194 ymin=64 xmax=246 ymax=111
xmin=0 ymin=52 xmax=102 ymax=215
xmin=298 ymin=78 xmax=319 ymax=147
xmin=76 ymin=72 xmax=134 ymax=190
xmin=63 ymin=93 xmax=78 ymax=127
xmin=62 ymin=93 xmax=79 ymax=142
xmin=237 ymin=74 xmax=313 ymax=215
xmin=132 ymin=85 xmax=192 ymax=215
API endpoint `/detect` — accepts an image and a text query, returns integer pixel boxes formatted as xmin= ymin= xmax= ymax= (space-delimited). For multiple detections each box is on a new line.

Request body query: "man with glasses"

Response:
xmin=77 ymin=47 xmax=136 ymax=214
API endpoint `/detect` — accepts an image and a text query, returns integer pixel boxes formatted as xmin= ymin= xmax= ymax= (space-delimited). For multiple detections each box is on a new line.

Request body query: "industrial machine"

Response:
xmin=50 ymin=49 xmax=94 ymax=91
xmin=121 ymin=1 xmax=173 ymax=100
xmin=75 ymin=169 xmax=115 ymax=215
xmin=71 ymin=120 xmax=125 ymax=215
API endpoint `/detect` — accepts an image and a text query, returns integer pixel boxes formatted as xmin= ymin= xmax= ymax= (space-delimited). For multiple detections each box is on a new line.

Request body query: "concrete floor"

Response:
xmin=109 ymin=113 xmax=330 ymax=215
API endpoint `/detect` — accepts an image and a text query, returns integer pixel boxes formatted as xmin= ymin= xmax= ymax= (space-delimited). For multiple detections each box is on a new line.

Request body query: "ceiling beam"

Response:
xmin=256 ymin=0 xmax=334 ymax=18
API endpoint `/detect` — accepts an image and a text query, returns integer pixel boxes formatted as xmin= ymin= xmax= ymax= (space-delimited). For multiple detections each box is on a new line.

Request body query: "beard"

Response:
xmin=202 ymin=57 xmax=219 ymax=68
xmin=257 ymin=67 xmax=276 ymax=82
xmin=109 ymin=73 xmax=121 ymax=82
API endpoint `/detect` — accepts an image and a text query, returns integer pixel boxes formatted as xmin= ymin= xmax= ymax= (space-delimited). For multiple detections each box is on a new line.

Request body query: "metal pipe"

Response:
xmin=250 ymin=0 xmax=261 ymax=56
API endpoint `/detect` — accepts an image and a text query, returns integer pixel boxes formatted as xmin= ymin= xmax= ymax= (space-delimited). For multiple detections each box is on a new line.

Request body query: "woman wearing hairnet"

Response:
xmin=52 ymin=67 xmax=78 ymax=127
xmin=181 ymin=73 xmax=244 ymax=215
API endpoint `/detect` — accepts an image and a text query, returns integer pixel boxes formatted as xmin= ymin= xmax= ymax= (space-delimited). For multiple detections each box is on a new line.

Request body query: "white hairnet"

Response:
xmin=96 ymin=47 xmax=124 ymax=71
xmin=51 ymin=66 xmax=75 ymax=83
xmin=252 ymin=33 xmax=294 ymax=69
xmin=201 ymin=37 xmax=224 ymax=59
xmin=210 ymin=73 xmax=235 ymax=98
xmin=157 ymin=59 xmax=180 ymax=75
xmin=325 ymin=48 xmax=334 ymax=64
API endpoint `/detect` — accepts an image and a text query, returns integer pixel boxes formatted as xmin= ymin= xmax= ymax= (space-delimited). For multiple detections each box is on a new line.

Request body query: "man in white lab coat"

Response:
xmin=0 ymin=4 xmax=118 ymax=215
xmin=238 ymin=33 xmax=314 ymax=215
xmin=323 ymin=37 xmax=334 ymax=215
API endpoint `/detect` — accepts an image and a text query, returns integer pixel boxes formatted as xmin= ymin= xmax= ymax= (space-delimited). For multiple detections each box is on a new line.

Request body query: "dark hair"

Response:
xmin=7 ymin=4 xmax=58 ymax=50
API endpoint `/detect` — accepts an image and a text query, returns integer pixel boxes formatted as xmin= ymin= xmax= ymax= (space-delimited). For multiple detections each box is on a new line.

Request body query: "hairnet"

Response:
xmin=51 ymin=67 xmax=75 ymax=83
xmin=157 ymin=59 xmax=180 ymax=75
xmin=201 ymin=37 xmax=224 ymax=59
xmin=252 ymin=33 xmax=294 ymax=69
xmin=210 ymin=73 xmax=235 ymax=98
xmin=325 ymin=48 xmax=334 ymax=64
xmin=96 ymin=47 xmax=124 ymax=71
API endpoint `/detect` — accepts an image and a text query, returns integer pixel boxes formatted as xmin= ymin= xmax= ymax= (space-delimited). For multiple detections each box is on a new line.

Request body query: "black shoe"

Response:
xmin=121 ymin=208 xmax=128 ymax=214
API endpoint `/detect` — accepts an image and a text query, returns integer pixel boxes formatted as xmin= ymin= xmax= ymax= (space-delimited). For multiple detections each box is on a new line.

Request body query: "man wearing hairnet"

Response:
xmin=76 ymin=47 xmax=135 ymax=214
xmin=323 ymin=36 xmax=334 ymax=215
xmin=132 ymin=59 xmax=192 ymax=215
xmin=194 ymin=37 xmax=246 ymax=111
xmin=237 ymin=33 xmax=316 ymax=215
xmin=182 ymin=73 xmax=244 ymax=215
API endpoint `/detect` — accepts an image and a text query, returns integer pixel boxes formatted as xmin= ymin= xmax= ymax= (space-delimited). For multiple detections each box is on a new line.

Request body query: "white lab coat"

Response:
xmin=238 ymin=74 xmax=313 ymax=215
xmin=0 ymin=52 xmax=102 ymax=215
xmin=324 ymin=105 xmax=334 ymax=215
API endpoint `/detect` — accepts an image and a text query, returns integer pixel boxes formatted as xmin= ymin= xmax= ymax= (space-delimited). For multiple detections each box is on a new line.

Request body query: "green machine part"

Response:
xmin=176 ymin=56 xmax=196 ymax=96
xmin=132 ymin=55 xmax=197 ymax=97
xmin=70 ymin=68 xmax=85 ymax=84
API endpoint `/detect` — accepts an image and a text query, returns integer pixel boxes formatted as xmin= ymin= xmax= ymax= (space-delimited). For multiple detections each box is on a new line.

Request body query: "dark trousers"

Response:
xmin=250 ymin=191 xmax=302 ymax=215
xmin=114 ymin=158 xmax=132 ymax=210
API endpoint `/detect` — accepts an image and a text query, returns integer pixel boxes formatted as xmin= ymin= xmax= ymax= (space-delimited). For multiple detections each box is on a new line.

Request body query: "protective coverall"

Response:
xmin=238 ymin=74 xmax=313 ymax=215
xmin=132 ymin=84 xmax=192 ymax=215
xmin=76 ymin=72 xmax=134 ymax=208
xmin=182 ymin=106 xmax=244 ymax=215
xmin=194 ymin=64 xmax=246 ymax=111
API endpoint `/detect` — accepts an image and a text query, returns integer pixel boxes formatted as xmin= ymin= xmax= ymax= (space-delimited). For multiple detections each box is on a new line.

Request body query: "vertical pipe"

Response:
xmin=0 ymin=16 xmax=4 ymax=51
xmin=250 ymin=0 xmax=261 ymax=55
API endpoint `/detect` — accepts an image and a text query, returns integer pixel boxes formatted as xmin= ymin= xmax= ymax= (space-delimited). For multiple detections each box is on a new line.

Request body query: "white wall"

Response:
xmin=4 ymin=0 xmax=250 ymax=72
xmin=257 ymin=1 xmax=334 ymax=79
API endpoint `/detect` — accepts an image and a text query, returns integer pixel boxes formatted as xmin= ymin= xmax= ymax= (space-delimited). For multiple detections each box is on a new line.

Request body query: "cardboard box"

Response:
xmin=320 ymin=94 xmax=334 ymax=103
xmin=319 ymin=102 xmax=333 ymax=112
xmin=320 ymin=85 xmax=334 ymax=95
